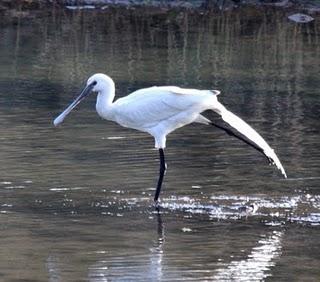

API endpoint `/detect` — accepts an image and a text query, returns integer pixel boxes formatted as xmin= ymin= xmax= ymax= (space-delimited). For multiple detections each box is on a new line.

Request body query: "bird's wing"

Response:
xmin=113 ymin=87 xmax=198 ymax=128
xmin=212 ymin=100 xmax=287 ymax=178
xmin=114 ymin=86 xmax=219 ymax=129
xmin=159 ymin=86 xmax=221 ymax=96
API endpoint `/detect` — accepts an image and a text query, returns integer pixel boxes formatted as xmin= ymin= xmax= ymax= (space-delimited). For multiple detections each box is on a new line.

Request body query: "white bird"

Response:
xmin=54 ymin=73 xmax=287 ymax=203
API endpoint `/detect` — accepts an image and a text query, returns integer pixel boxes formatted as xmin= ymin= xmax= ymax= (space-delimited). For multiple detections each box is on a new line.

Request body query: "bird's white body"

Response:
xmin=54 ymin=73 xmax=287 ymax=202
xmin=96 ymin=83 xmax=218 ymax=148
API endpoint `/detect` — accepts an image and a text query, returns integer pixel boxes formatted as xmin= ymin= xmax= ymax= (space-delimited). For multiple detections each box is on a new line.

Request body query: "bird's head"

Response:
xmin=53 ymin=73 xmax=114 ymax=127
xmin=87 ymin=73 xmax=115 ymax=93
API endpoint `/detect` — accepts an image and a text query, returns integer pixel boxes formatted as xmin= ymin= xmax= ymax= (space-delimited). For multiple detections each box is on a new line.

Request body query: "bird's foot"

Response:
xmin=238 ymin=203 xmax=258 ymax=214
xmin=154 ymin=200 xmax=161 ymax=212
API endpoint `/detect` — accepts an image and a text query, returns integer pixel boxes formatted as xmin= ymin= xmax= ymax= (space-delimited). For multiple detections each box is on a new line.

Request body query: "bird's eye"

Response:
xmin=92 ymin=81 xmax=97 ymax=86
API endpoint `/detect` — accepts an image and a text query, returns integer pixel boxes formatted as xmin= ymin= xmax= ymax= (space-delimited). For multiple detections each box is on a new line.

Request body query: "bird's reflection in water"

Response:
xmin=149 ymin=212 xmax=165 ymax=281
xmin=46 ymin=254 xmax=62 ymax=282
xmin=86 ymin=212 xmax=165 ymax=281
xmin=213 ymin=230 xmax=283 ymax=281
xmin=46 ymin=210 xmax=283 ymax=281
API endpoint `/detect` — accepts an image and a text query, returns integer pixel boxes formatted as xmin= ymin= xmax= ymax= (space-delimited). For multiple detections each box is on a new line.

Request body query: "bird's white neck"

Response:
xmin=96 ymin=84 xmax=115 ymax=121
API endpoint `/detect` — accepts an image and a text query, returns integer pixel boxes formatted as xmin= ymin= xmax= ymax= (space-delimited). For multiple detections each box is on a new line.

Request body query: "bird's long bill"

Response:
xmin=53 ymin=82 xmax=95 ymax=127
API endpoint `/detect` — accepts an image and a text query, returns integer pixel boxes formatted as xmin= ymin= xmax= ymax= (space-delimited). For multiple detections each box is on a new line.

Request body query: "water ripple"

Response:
xmin=213 ymin=231 xmax=283 ymax=281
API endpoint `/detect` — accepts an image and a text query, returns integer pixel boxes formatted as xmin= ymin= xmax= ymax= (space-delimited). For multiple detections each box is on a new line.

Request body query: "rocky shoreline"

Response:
xmin=1 ymin=0 xmax=320 ymax=11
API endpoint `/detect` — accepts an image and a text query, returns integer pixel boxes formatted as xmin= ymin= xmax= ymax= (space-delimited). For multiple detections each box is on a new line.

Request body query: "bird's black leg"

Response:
xmin=154 ymin=148 xmax=166 ymax=205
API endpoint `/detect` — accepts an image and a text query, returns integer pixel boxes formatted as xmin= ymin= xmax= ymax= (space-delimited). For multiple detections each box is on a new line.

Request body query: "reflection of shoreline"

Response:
xmin=1 ymin=4 xmax=314 ymax=166
xmin=1 ymin=1 xmax=319 ymax=10
xmin=213 ymin=230 xmax=283 ymax=281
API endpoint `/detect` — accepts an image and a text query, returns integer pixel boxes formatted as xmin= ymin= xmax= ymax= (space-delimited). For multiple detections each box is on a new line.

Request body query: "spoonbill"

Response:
xmin=53 ymin=73 xmax=287 ymax=204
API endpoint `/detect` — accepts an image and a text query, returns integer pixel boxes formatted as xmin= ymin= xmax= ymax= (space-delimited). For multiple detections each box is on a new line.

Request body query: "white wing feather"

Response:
xmin=213 ymin=101 xmax=287 ymax=178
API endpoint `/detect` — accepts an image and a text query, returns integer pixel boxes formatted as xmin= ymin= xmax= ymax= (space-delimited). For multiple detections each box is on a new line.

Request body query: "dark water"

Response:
xmin=0 ymin=6 xmax=319 ymax=281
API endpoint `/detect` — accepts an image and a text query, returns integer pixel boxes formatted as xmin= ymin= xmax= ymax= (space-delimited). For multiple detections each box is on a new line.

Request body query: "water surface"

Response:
xmin=0 ymin=6 xmax=319 ymax=281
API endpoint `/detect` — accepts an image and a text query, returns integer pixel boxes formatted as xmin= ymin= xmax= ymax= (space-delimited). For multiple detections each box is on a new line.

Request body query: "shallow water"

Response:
xmin=0 ymin=6 xmax=319 ymax=281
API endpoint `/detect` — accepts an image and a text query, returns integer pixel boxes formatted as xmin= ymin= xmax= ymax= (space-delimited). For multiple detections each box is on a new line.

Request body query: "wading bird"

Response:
xmin=54 ymin=73 xmax=287 ymax=204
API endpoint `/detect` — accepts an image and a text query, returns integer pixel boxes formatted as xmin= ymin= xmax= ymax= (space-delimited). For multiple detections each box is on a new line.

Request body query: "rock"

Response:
xmin=288 ymin=13 xmax=314 ymax=23
xmin=262 ymin=0 xmax=292 ymax=8
xmin=65 ymin=5 xmax=96 ymax=10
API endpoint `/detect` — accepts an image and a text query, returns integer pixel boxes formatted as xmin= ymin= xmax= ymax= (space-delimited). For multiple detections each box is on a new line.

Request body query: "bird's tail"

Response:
xmin=210 ymin=90 xmax=221 ymax=95
xmin=211 ymin=100 xmax=287 ymax=178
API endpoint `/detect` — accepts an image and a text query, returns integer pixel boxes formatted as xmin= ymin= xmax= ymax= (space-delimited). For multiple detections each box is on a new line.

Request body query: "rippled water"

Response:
xmin=0 ymin=6 xmax=319 ymax=281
